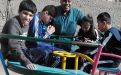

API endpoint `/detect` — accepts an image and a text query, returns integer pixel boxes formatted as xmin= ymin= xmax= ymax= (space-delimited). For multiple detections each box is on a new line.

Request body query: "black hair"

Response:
xmin=97 ymin=12 xmax=111 ymax=24
xmin=42 ymin=5 xmax=56 ymax=17
xmin=81 ymin=14 xmax=93 ymax=26
xmin=18 ymin=0 xmax=37 ymax=14
xmin=81 ymin=14 xmax=95 ymax=35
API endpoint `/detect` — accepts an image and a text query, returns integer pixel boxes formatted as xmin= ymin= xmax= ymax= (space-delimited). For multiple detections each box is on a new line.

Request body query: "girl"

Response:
xmin=76 ymin=14 xmax=100 ymax=71
xmin=77 ymin=14 xmax=99 ymax=43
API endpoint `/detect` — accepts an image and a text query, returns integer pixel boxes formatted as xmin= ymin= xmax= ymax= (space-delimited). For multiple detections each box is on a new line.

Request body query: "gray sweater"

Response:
xmin=1 ymin=16 xmax=31 ymax=65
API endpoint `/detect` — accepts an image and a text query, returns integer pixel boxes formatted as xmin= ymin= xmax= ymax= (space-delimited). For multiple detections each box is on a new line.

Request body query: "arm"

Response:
xmin=84 ymin=29 xmax=100 ymax=43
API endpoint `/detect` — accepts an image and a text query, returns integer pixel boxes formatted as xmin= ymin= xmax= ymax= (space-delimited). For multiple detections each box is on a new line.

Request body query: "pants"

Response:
xmin=24 ymin=46 xmax=62 ymax=65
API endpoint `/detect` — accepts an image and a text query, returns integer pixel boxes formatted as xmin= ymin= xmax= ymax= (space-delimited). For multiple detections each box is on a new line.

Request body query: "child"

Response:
xmin=76 ymin=14 xmax=99 ymax=57
xmin=26 ymin=5 xmax=63 ymax=67
xmin=26 ymin=5 xmax=61 ymax=52
xmin=1 ymin=0 xmax=45 ymax=70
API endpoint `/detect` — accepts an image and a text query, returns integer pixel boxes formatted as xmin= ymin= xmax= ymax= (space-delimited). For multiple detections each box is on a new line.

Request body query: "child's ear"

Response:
xmin=102 ymin=21 xmax=107 ymax=28
xmin=103 ymin=21 xmax=107 ymax=26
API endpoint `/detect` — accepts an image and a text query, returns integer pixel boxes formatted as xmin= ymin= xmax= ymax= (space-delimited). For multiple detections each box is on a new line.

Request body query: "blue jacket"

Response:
xmin=26 ymin=12 xmax=52 ymax=48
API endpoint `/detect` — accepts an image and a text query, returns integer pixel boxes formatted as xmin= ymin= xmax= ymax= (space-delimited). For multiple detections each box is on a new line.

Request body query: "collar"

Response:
xmin=60 ymin=6 xmax=71 ymax=16
xmin=38 ymin=12 xmax=44 ymax=25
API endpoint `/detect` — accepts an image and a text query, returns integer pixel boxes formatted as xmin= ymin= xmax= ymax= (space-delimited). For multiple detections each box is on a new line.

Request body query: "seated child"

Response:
xmin=76 ymin=14 xmax=100 ymax=57
xmin=1 ymin=0 xmax=39 ymax=70
xmin=26 ymin=5 xmax=63 ymax=67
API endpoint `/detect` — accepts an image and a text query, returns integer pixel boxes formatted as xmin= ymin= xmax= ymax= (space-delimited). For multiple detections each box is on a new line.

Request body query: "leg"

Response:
xmin=23 ymin=47 xmax=48 ymax=65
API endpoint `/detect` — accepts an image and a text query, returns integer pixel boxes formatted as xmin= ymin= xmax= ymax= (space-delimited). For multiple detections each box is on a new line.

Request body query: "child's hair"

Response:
xmin=97 ymin=12 xmax=111 ymax=24
xmin=42 ymin=5 xmax=56 ymax=17
xmin=81 ymin=14 xmax=93 ymax=26
xmin=81 ymin=14 xmax=95 ymax=34
xmin=18 ymin=0 xmax=37 ymax=14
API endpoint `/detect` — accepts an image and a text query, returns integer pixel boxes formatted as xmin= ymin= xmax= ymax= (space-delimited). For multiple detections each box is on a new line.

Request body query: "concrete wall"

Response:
xmin=0 ymin=0 xmax=121 ymax=32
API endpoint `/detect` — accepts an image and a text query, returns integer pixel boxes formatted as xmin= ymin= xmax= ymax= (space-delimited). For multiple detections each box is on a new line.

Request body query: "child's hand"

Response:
xmin=26 ymin=63 xmax=36 ymax=70
xmin=80 ymin=57 xmax=86 ymax=62
xmin=47 ymin=25 xmax=55 ymax=35
xmin=85 ymin=39 xmax=93 ymax=43
xmin=79 ymin=40 xmax=84 ymax=42
xmin=84 ymin=37 xmax=93 ymax=43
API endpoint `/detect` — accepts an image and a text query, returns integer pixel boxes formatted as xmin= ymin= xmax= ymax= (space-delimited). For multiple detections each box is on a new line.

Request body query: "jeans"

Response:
xmin=23 ymin=46 xmax=62 ymax=65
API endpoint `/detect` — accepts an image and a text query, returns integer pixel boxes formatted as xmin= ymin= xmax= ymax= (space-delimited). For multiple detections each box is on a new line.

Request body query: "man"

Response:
xmin=26 ymin=5 xmax=62 ymax=67
xmin=1 ymin=0 xmax=44 ymax=70
xmin=52 ymin=0 xmax=85 ymax=51
xmin=51 ymin=0 xmax=85 ymax=69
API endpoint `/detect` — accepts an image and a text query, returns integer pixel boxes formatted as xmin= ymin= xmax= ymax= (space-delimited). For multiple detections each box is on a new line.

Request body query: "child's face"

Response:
xmin=42 ymin=11 xmax=54 ymax=24
xmin=81 ymin=22 xmax=91 ymax=32
xmin=98 ymin=21 xmax=106 ymax=32
xmin=19 ymin=10 xmax=34 ymax=26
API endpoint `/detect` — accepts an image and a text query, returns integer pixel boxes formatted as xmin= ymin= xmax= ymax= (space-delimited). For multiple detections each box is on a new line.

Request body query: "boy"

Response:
xmin=26 ymin=5 xmax=62 ymax=67
xmin=97 ymin=12 xmax=121 ymax=68
xmin=1 ymin=0 xmax=45 ymax=70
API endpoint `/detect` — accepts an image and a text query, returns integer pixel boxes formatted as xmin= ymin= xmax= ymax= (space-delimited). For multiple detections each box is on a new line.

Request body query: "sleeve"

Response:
xmin=95 ymin=29 xmax=100 ymax=42
xmin=8 ymin=20 xmax=31 ymax=65
xmin=43 ymin=32 xmax=51 ymax=39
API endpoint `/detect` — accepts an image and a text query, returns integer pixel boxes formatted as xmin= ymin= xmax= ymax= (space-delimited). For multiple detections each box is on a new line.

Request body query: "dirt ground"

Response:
xmin=0 ymin=69 xmax=21 ymax=75
xmin=0 ymin=62 xmax=21 ymax=75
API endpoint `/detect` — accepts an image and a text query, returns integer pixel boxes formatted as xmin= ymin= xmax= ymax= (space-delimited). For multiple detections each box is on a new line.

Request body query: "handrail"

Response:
xmin=0 ymin=33 xmax=99 ymax=47
xmin=101 ymin=53 xmax=121 ymax=59
xmin=53 ymin=51 xmax=94 ymax=70
xmin=51 ymin=34 xmax=82 ymax=38
xmin=77 ymin=53 xmax=94 ymax=63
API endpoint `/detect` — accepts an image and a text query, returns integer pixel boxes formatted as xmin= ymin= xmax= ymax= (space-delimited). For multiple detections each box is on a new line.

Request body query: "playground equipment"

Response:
xmin=0 ymin=33 xmax=98 ymax=75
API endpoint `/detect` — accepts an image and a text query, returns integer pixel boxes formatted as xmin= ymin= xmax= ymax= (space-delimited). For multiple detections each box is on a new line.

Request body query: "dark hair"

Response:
xmin=18 ymin=0 xmax=37 ymax=14
xmin=81 ymin=14 xmax=95 ymax=34
xmin=97 ymin=12 xmax=111 ymax=24
xmin=42 ymin=5 xmax=56 ymax=17
xmin=81 ymin=14 xmax=93 ymax=26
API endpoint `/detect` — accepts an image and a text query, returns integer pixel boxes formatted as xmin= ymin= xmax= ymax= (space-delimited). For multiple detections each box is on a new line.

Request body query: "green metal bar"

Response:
xmin=51 ymin=34 xmax=81 ymax=38
xmin=0 ymin=33 xmax=98 ymax=47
